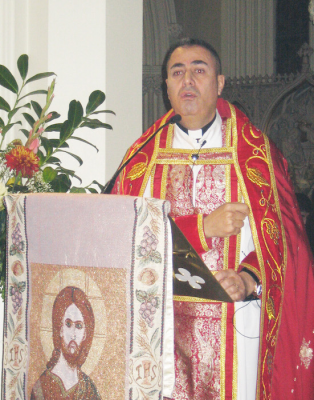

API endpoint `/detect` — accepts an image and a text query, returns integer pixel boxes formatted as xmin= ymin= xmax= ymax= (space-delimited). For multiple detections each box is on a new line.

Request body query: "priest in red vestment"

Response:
xmin=111 ymin=38 xmax=314 ymax=399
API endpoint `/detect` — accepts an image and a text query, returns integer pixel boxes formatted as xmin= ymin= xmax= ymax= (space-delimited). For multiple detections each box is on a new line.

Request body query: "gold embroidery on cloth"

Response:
xmin=126 ymin=152 xmax=148 ymax=180
xmin=229 ymin=105 xmax=266 ymax=399
xmin=240 ymin=262 xmax=261 ymax=281
xmin=198 ymin=214 xmax=210 ymax=252
xmin=247 ymin=167 xmax=270 ymax=187
xmin=263 ymin=219 xmax=280 ymax=245
xmin=299 ymin=338 xmax=313 ymax=369
xmin=139 ymin=111 xmax=173 ymax=196
xmin=266 ymin=297 xmax=276 ymax=321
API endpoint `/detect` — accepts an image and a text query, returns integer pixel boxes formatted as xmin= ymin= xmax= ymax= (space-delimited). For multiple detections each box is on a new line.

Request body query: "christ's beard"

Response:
xmin=61 ymin=339 xmax=83 ymax=368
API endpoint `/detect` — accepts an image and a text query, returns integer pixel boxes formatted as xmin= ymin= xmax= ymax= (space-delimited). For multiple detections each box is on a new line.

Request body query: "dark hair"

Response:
xmin=162 ymin=38 xmax=222 ymax=81
xmin=47 ymin=286 xmax=95 ymax=369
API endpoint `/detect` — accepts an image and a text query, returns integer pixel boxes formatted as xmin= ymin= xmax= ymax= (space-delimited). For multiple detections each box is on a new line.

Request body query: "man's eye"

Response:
xmin=173 ymin=71 xmax=182 ymax=76
xmin=75 ymin=322 xmax=83 ymax=329
xmin=195 ymin=69 xmax=204 ymax=74
xmin=65 ymin=320 xmax=72 ymax=328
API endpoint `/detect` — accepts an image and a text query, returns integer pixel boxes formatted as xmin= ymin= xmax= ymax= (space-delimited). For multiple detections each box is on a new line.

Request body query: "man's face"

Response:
xmin=166 ymin=45 xmax=225 ymax=129
xmin=60 ymin=303 xmax=86 ymax=366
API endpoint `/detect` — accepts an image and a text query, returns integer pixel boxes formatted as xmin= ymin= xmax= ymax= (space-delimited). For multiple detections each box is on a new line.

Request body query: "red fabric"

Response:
xmin=173 ymin=214 xmax=212 ymax=254
xmin=112 ymin=100 xmax=314 ymax=399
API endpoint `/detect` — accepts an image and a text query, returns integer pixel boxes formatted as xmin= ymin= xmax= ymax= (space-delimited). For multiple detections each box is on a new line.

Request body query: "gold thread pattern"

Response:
xmin=126 ymin=152 xmax=148 ymax=181
xmin=240 ymin=263 xmax=261 ymax=281
xmin=229 ymin=104 xmax=266 ymax=399
xmin=197 ymin=214 xmax=210 ymax=252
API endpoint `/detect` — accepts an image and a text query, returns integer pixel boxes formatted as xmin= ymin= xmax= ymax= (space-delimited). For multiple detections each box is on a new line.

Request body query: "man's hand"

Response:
xmin=215 ymin=270 xmax=256 ymax=302
xmin=204 ymin=202 xmax=250 ymax=238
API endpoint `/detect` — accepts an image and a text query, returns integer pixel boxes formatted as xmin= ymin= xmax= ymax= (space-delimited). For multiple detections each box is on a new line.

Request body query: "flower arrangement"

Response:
xmin=0 ymin=54 xmax=114 ymax=296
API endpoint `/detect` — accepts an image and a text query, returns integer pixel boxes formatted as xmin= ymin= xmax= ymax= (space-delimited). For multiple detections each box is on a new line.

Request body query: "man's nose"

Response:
xmin=183 ymin=70 xmax=194 ymax=86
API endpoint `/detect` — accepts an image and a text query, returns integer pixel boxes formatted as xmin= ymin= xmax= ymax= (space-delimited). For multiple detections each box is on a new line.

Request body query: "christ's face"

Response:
xmin=60 ymin=303 xmax=86 ymax=365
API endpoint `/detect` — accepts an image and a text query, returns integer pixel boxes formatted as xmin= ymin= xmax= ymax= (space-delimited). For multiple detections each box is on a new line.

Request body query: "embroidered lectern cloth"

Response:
xmin=2 ymin=193 xmax=173 ymax=400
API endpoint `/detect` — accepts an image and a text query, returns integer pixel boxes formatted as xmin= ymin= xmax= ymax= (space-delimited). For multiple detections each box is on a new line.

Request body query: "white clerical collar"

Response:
xmin=173 ymin=110 xmax=222 ymax=149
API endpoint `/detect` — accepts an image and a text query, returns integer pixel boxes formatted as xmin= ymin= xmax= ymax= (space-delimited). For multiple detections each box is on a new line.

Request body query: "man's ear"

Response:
xmin=217 ymin=75 xmax=225 ymax=96
xmin=166 ymin=79 xmax=170 ymax=99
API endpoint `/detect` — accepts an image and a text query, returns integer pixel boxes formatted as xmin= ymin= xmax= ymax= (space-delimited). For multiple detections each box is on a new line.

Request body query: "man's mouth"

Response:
xmin=180 ymin=91 xmax=197 ymax=100
xmin=68 ymin=341 xmax=78 ymax=354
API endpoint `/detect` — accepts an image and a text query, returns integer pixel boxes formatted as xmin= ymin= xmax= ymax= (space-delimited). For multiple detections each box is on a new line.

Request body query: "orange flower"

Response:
xmin=5 ymin=146 xmax=39 ymax=177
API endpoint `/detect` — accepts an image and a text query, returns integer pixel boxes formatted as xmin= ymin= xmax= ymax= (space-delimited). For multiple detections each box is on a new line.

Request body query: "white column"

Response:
xmin=221 ymin=0 xmax=275 ymax=78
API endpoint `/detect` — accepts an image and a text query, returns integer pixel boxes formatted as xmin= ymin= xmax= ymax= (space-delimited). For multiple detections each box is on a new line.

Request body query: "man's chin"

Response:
xmin=61 ymin=342 xmax=81 ymax=367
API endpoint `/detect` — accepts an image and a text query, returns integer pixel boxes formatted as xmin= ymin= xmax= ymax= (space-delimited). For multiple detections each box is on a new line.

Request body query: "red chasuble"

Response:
xmin=112 ymin=99 xmax=314 ymax=400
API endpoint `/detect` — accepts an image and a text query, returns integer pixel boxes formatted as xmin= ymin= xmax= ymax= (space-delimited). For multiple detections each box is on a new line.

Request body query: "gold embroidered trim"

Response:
xmin=159 ymin=125 xmax=174 ymax=199
xmin=139 ymin=110 xmax=173 ymax=196
xmin=158 ymin=147 xmax=233 ymax=154
xmin=173 ymin=295 xmax=221 ymax=303
xmin=160 ymin=165 xmax=169 ymax=200
xmin=220 ymin=302 xmax=228 ymax=400
xmin=150 ymin=164 xmax=156 ymax=197
xmin=154 ymin=158 xmax=234 ymax=166
xmin=229 ymin=104 xmax=266 ymax=399
xmin=197 ymin=214 xmax=209 ymax=252
xmin=240 ymin=262 xmax=261 ymax=281
xmin=232 ymin=313 xmax=238 ymax=400
xmin=299 ymin=338 xmax=313 ymax=369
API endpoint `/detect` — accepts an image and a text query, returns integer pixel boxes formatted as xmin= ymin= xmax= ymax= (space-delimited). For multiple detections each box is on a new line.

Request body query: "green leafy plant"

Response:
xmin=0 ymin=54 xmax=115 ymax=296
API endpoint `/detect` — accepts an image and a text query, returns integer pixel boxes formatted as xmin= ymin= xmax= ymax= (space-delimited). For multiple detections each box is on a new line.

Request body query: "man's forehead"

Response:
xmin=168 ymin=45 xmax=214 ymax=69
xmin=63 ymin=303 xmax=84 ymax=321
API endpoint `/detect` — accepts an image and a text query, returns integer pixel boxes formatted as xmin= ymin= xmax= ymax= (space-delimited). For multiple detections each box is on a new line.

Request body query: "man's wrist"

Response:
xmin=241 ymin=267 xmax=262 ymax=298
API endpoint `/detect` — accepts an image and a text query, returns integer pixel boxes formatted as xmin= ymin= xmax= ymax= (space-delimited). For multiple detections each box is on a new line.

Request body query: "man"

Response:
xmin=31 ymin=286 xmax=101 ymax=399
xmin=112 ymin=38 xmax=314 ymax=399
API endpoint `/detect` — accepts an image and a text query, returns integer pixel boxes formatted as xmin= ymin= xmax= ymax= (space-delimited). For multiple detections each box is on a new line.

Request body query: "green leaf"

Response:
xmin=0 ymin=118 xmax=4 ymax=129
xmin=37 ymin=149 xmax=45 ymax=165
xmin=8 ymin=103 xmax=31 ymax=119
xmin=50 ymin=174 xmax=71 ymax=193
xmin=22 ymin=113 xmax=35 ymax=128
xmin=25 ymin=72 xmax=55 ymax=85
xmin=17 ymin=54 xmax=28 ymax=80
xmin=86 ymin=90 xmax=106 ymax=114
xmin=91 ymin=109 xmax=116 ymax=115
xmin=40 ymin=137 xmax=53 ymax=157
xmin=69 ymin=136 xmax=99 ymax=152
xmin=20 ymin=128 xmax=30 ymax=138
xmin=55 ymin=166 xmax=75 ymax=176
xmin=2 ymin=122 xmax=22 ymax=135
xmin=70 ymin=187 xmax=86 ymax=193
xmin=68 ymin=100 xmax=83 ymax=130
xmin=47 ymin=138 xmax=67 ymax=148
xmin=45 ymin=123 xmax=62 ymax=133
xmin=47 ymin=112 xmax=60 ymax=122
xmin=31 ymin=100 xmax=42 ymax=119
xmin=87 ymin=187 xmax=98 ymax=194
xmin=56 ymin=149 xmax=83 ymax=166
xmin=0 ymin=96 xmax=11 ymax=112
xmin=60 ymin=120 xmax=71 ymax=141
xmin=43 ymin=166 xmax=57 ymax=182
xmin=45 ymin=156 xmax=60 ymax=164
xmin=81 ymin=119 xmax=112 ymax=130
xmin=0 ymin=65 xmax=18 ymax=93
xmin=18 ymin=90 xmax=48 ymax=102
xmin=89 ymin=180 xmax=104 ymax=191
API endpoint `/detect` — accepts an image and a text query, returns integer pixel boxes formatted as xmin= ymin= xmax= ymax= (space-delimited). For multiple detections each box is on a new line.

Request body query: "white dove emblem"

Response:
xmin=175 ymin=268 xmax=205 ymax=289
